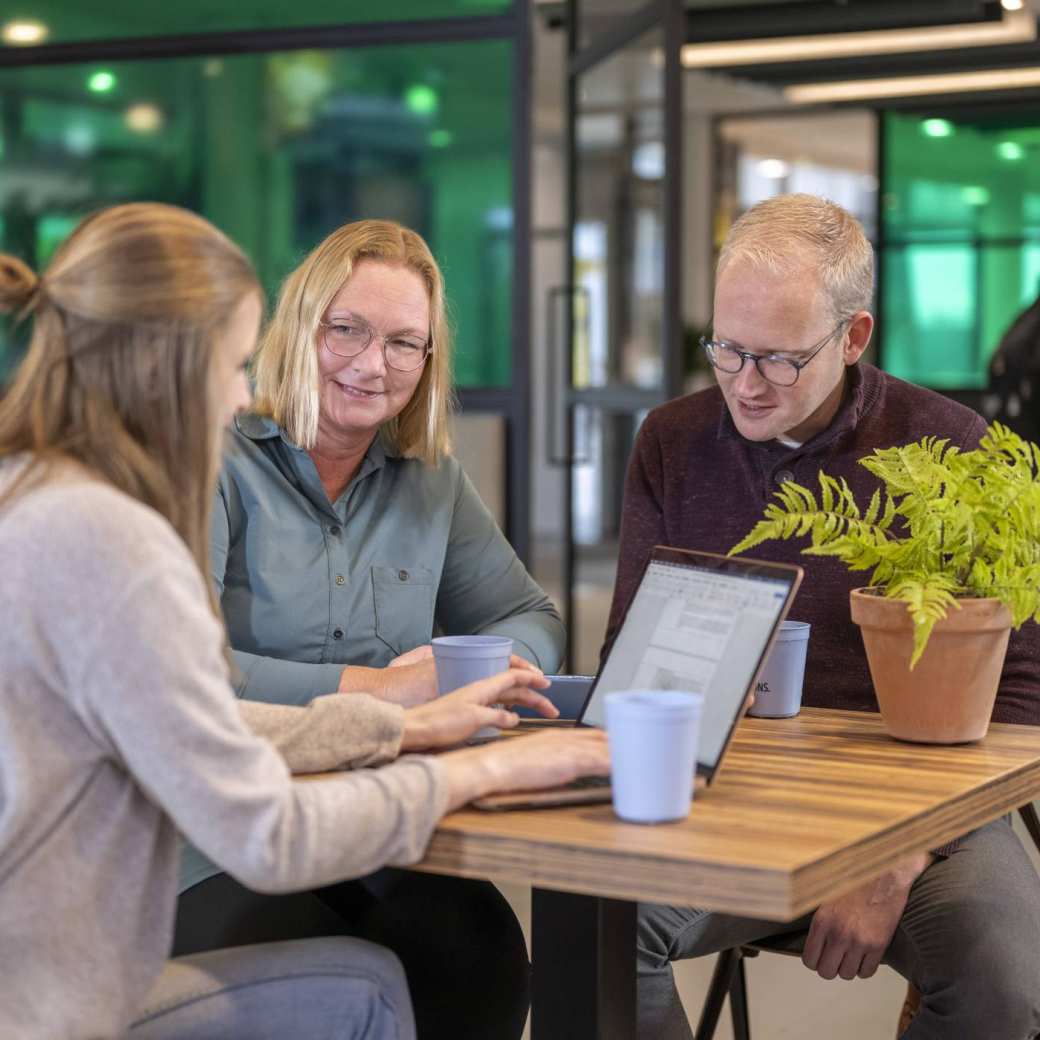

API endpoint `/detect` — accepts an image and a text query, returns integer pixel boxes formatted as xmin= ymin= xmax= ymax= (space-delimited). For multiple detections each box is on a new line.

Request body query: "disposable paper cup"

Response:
xmin=747 ymin=621 xmax=810 ymax=719
xmin=432 ymin=636 xmax=513 ymax=739
xmin=604 ymin=690 xmax=703 ymax=824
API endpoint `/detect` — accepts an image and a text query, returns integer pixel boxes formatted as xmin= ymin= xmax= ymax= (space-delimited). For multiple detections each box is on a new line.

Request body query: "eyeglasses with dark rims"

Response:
xmin=700 ymin=320 xmax=850 ymax=387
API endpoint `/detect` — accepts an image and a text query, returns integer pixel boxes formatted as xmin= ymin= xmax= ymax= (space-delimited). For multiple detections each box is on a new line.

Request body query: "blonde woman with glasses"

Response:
xmin=0 ymin=204 xmax=608 ymax=1040
xmin=174 ymin=219 xmax=564 ymax=1039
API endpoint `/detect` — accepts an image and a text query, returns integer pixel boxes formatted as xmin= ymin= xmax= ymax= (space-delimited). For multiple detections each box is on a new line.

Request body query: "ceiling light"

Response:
xmin=786 ymin=66 xmax=1040 ymax=103
xmin=2 ymin=19 xmax=48 ymax=45
xmin=682 ymin=9 xmax=1034 ymax=67
xmin=921 ymin=118 xmax=954 ymax=138
xmin=756 ymin=158 xmax=789 ymax=179
xmin=125 ymin=103 xmax=163 ymax=133
xmin=997 ymin=140 xmax=1025 ymax=160
xmin=88 ymin=71 xmax=116 ymax=93
xmin=1002 ymin=0 xmax=1024 ymax=10
xmin=404 ymin=84 xmax=438 ymax=117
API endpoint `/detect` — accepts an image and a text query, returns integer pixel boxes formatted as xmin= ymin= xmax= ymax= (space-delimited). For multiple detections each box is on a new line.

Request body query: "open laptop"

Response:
xmin=472 ymin=546 xmax=802 ymax=810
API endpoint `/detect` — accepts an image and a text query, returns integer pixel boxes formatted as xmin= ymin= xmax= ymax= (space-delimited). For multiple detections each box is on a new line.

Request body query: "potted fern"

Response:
xmin=730 ymin=423 xmax=1040 ymax=743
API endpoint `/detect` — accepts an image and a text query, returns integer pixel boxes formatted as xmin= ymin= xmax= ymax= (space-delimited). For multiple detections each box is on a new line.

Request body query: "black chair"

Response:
xmin=695 ymin=802 xmax=1040 ymax=1040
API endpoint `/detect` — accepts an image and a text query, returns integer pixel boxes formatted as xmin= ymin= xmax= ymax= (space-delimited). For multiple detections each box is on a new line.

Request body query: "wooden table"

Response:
xmin=409 ymin=708 xmax=1040 ymax=1039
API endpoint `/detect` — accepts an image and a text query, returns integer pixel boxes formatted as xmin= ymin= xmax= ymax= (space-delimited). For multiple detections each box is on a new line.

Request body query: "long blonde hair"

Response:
xmin=0 ymin=202 xmax=260 ymax=583
xmin=252 ymin=219 xmax=452 ymax=463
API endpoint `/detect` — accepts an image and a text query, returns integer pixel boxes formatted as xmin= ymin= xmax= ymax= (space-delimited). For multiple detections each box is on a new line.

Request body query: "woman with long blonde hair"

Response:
xmin=177 ymin=219 xmax=564 ymax=1038
xmin=0 ymin=203 xmax=608 ymax=1039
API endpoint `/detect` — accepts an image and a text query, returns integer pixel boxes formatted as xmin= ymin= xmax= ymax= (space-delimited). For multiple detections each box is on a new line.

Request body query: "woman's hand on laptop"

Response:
xmin=400 ymin=666 xmax=555 ymax=751
xmin=439 ymin=730 xmax=611 ymax=810
xmin=339 ymin=652 xmax=538 ymax=709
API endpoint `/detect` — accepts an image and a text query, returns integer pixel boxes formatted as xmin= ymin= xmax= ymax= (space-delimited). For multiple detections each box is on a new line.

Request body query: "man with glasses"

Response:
xmin=607 ymin=194 xmax=1040 ymax=1039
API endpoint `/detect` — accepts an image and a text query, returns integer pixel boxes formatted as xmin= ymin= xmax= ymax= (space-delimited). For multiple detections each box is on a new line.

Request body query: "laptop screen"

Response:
xmin=580 ymin=551 xmax=798 ymax=772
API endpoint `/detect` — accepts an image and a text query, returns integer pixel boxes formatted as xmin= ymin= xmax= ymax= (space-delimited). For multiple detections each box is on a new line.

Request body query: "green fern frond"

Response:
xmin=729 ymin=422 xmax=1040 ymax=662
xmin=885 ymin=574 xmax=959 ymax=668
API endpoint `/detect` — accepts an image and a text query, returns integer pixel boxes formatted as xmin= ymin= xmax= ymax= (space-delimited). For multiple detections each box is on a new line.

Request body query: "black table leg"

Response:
xmin=531 ymin=888 xmax=637 ymax=1040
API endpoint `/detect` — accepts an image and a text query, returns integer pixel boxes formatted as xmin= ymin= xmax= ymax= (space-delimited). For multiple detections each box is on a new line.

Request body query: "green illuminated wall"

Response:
xmin=0 ymin=16 xmax=514 ymax=386
xmin=0 ymin=0 xmax=510 ymax=42
xmin=882 ymin=110 xmax=1040 ymax=389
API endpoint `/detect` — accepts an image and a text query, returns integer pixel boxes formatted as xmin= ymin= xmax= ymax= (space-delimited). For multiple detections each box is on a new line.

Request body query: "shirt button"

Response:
xmin=398 ymin=569 xmax=409 ymax=582
xmin=776 ymin=469 xmax=795 ymax=484
xmin=333 ymin=628 xmax=344 ymax=639
xmin=329 ymin=525 xmax=341 ymax=537
xmin=335 ymin=575 xmax=345 ymax=586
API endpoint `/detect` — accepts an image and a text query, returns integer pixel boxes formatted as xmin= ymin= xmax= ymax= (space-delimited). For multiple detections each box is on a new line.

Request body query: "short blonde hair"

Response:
xmin=253 ymin=220 xmax=452 ymax=463
xmin=0 ymin=202 xmax=259 ymax=585
xmin=717 ymin=194 xmax=874 ymax=320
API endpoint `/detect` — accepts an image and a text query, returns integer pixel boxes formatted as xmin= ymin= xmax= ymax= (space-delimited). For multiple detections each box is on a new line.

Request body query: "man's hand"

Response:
xmin=401 ymin=667 xmax=555 ymax=751
xmin=388 ymin=645 xmax=434 ymax=668
xmin=339 ymin=659 xmax=439 ymax=707
xmin=802 ymin=851 xmax=934 ymax=980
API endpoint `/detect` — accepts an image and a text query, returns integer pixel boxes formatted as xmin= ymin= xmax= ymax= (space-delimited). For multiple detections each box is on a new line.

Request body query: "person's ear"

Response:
xmin=843 ymin=311 xmax=873 ymax=365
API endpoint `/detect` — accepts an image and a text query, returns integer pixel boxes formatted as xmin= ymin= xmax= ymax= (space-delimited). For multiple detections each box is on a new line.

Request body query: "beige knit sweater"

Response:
xmin=0 ymin=461 xmax=449 ymax=1039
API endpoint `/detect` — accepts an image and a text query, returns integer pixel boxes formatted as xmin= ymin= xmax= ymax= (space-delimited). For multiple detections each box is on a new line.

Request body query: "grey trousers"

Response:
xmin=638 ymin=818 xmax=1040 ymax=1040
xmin=129 ymin=937 xmax=415 ymax=1040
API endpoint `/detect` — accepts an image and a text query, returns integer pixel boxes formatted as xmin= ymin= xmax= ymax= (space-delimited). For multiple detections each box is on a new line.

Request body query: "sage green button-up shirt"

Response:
xmin=214 ymin=413 xmax=565 ymax=706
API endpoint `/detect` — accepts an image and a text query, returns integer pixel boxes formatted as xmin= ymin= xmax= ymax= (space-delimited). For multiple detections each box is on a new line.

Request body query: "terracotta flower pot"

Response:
xmin=849 ymin=588 xmax=1011 ymax=744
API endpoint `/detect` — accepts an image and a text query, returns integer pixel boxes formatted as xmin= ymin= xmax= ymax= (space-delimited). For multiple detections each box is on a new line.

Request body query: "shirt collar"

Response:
xmin=716 ymin=362 xmax=881 ymax=453
xmin=233 ymin=411 xmax=393 ymax=474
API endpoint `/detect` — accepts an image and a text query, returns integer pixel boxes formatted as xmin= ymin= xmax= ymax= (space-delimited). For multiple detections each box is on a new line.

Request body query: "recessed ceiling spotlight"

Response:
xmin=125 ymin=103 xmax=164 ymax=133
xmin=2 ymin=19 xmax=48 ymax=45
xmin=921 ymin=118 xmax=954 ymax=138
xmin=88 ymin=70 xmax=116 ymax=93
xmin=997 ymin=140 xmax=1025 ymax=160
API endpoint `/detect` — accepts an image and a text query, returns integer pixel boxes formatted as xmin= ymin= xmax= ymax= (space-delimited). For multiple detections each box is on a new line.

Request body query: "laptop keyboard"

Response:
xmin=565 ymin=775 xmax=611 ymax=790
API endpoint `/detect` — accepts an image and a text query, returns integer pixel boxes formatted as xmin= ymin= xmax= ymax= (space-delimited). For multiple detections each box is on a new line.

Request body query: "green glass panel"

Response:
xmin=0 ymin=39 xmax=513 ymax=387
xmin=0 ymin=0 xmax=511 ymax=44
xmin=882 ymin=110 xmax=1040 ymax=388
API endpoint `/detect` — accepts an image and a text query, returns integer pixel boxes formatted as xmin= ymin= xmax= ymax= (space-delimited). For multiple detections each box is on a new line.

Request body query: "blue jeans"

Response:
xmin=130 ymin=937 xmax=414 ymax=1040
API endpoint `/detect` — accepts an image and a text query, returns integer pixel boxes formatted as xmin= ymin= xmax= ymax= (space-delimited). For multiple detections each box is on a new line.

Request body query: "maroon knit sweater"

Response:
xmin=605 ymin=363 xmax=1040 ymax=725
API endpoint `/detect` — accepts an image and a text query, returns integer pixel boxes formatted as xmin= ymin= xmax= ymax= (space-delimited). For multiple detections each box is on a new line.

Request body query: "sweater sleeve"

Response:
xmin=602 ymin=413 xmax=669 ymax=658
xmin=237 ymin=695 xmax=405 ymax=772
xmin=68 ymin=550 xmax=449 ymax=895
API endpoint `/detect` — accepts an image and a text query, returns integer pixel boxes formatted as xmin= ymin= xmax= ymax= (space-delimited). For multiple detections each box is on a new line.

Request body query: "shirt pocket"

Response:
xmin=371 ymin=565 xmax=436 ymax=656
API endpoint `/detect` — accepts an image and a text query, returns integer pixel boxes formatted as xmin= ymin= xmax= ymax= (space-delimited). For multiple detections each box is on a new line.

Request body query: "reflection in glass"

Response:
xmin=576 ymin=0 xmax=655 ymax=52
xmin=1 ymin=0 xmax=512 ymax=45
xmin=883 ymin=109 xmax=1040 ymax=389
xmin=573 ymin=27 xmax=665 ymax=391
xmin=0 ymin=40 xmax=513 ymax=387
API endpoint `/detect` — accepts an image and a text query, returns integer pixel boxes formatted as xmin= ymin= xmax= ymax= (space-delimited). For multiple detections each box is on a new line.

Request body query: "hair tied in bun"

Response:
xmin=0 ymin=254 xmax=42 ymax=319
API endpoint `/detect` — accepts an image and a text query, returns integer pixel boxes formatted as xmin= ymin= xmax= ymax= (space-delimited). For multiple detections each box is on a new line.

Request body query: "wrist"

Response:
xmin=339 ymin=665 xmax=388 ymax=698
xmin=400 ymin=709 xmax=431 ymax=752
xmin=890 ymin=851 xmax=934 ymax=889
xmin=439 ymin=748 xmax=501 ymax=810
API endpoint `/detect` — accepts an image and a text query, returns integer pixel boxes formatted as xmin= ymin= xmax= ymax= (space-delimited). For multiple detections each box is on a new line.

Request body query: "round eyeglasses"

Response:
xmin=700 ymin=320 xmax=849 ymax=388
xmin=320 ymin=319 xmax=432 ymax=373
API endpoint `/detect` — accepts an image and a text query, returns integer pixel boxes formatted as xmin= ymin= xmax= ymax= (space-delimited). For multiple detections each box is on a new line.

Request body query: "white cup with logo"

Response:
xmin=748 ymin=621 xmax=810 ymax=718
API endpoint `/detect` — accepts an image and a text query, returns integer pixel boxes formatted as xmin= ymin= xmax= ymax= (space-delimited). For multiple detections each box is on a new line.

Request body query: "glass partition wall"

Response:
xmin=881 ymin=107 xmax=1040 ymax=392
xmin=0 ymin=2 xmax=530 ymax=551
xmin=546 ymin=0 xmax=684 ymax=672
